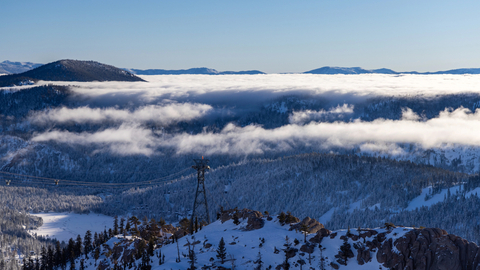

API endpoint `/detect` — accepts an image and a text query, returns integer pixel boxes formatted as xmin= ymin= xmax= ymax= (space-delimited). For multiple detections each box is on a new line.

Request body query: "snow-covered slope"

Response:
xmin=65 ymin=210 xmax=480 ymax=270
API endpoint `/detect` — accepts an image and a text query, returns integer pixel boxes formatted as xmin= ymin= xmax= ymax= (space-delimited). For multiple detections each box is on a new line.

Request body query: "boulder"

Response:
xmin=246 ymin=216 xmax=265 ymax=231
xmin=300 ymin=244 xmax=315 ymax=254
xmin=356 ymin=245 xmax=372 ymax=265
xmin=289 ymin=217 xmax=325 ymax=234
xmin=309 ymin=228 xmax=331 ymax=244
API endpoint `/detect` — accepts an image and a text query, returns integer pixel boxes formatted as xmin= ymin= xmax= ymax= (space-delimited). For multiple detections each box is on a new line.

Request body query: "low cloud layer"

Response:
xmin=32 ymin=107 xmax=480 ymax=156
xmin=289 ymin=104 xmax=354 ymax=124
xmin=32 ymin=124 xmax=158 ymax=155
xmin=32 ymin=74 xmax=480 ymax=108
xmin=30 ymin=103 xmax=213 ymax=126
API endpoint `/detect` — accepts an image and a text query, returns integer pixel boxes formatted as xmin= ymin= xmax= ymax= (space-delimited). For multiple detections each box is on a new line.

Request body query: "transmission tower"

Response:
xmin=190 ymin=157 xmax=211 ymax=234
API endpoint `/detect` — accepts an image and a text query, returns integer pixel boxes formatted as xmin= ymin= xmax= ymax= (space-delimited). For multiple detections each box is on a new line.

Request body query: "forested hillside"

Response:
xmin=3 ymin=74 xmax=480 ymax=268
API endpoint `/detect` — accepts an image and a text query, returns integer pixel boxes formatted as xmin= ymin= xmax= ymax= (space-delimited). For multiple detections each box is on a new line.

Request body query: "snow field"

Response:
xmin=29 ymin=212 xmax=115 ymax=243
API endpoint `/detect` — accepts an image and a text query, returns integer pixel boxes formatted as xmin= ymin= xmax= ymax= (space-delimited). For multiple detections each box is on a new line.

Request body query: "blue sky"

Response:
xmin=1 ymin=0 xmax=479 ymax=73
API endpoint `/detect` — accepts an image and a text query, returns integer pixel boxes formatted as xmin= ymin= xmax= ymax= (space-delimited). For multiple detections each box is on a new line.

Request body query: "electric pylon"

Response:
xmin=190 ymin=157 xmax=211 ymax=234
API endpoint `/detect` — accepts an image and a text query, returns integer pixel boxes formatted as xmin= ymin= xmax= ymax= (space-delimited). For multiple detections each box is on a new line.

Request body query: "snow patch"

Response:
xmin=30 ymin=212 xmax=115 ymax=242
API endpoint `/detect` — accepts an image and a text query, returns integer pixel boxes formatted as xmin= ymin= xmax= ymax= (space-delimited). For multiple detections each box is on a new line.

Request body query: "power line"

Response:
xmin=0 ymin=167 xmax=194 ymax=189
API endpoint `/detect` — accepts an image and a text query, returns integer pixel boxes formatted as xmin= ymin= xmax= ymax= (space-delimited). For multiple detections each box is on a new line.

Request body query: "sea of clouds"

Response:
xmin=25 ymin=74 xmax=480 ymax=156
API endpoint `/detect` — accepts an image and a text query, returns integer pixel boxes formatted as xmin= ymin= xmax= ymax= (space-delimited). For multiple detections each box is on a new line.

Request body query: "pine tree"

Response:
xmin=22 ymin=256 xmax=28 ymax=270
xmin=300 ymin=223 xmax=309 ymax=242
xmin=140 ymin=252 xmax=151 ymax=270
xmin=254 ymin=251 xmax=263 ymax=270
xmin=75 ymin=235 xmax=83 ymax=257
xmin=69 ymin=257 xmax=75 ymax=270
xmin=187 ymin=245 xmax=197 ymax=270
xmin=93 ymin=232 xmax=99 ymax=247
xmin=67 ymin=238 xmax=75 ymax=261
xmin=47 ymin=245 xmax=55 ymax=270
xmin=129 ymin=216 xmax=141 ymax=236
xmin=54 ymin=241 xmax=62 ymax=267
xmin=278 ymin=212 xmax=286 ymax=226
xmin=34 ymin=257 xmax=40 ymax=270
xmin=147 ymin=238 xmax=155 ymax=257
xmin=216 ymin=237 xmax=227 ymax=264
xmin=318 ymin=244 xmax=326 ymax=270
xmin=158 ymin=218 xmax=166 ymax=227
xmin=156 ymin=250 xmax=164 ymax=265
xmin=233 ymin=213 xmax=240 ymax=225
xmin=120 ymin=217 xmax=125 ymax=234
xmin=84 ymin=230 xmax=93 ymax=259
xmin=40 ymin=246 xmax=47 ymax=270
xmin=113 ymin=215 xmax=119 ymax=235
xmin=94 ymin=248 xmax=100 ymax=266
xmin=282 ymin=236 xmax=292 ymax=270
xmin=125 ymin=219 xmax=131 ymax=234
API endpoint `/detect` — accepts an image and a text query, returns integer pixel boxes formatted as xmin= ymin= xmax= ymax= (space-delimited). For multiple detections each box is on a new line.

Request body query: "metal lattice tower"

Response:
xmin=190 ymin=157 xmax=211 ymax=234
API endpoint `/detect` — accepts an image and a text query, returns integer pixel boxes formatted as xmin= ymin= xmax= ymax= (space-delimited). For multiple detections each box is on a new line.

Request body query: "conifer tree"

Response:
xmin=188 ymin=245 xmax=197 ymax=270
xmin=93 ymin=232 xmax=99 ymax=247
xmin=147 ymin=238 xmax=155 ymax=257
xmin=300 ymin=223 xmax=309 ymax=242
xmin=69 ymin=257 xmax=75 ymax=270
xmin=40 ymin=246 xmax=47 ymax=270
xmin=254 ymin=251 xmax=263 ymax=270
xmin=278 ymin=212 xmax=286 ymax=226
xmin=233 ymin=213 xmax=240 ymax=225
xmin=54 ymin=241 xmax=62 ymax=267
xmin=34 ymin=257 xmax=40 ymax=270
xmin=140 ymin=252 xmax=151 ymax=270
xmin=282 ymin=236 xmax=292 ymax=270
xmin=94 ymin=248 xmax=100 ymax=266
xmin=47 ymin=245 xmax=55 ymax=270
xmin=66 ymin=238 xmax=75 ymax=261
xmin=120 ymin=217 xmax=125 ymax=234
xmin=158 ymin=218 xmax=166 ymax=227
xmin=318 ymin=244 xmax=326 ymax=270
xmin=216 ymin=237 xmax=227 ymax=264
xmin=84 ymin=230 xmax=93 ymax=259
xmin=113 ymin=215 xmax=119 ymax=235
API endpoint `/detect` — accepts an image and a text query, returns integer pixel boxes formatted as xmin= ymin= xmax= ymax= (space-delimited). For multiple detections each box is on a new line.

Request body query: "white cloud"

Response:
xmin=401 ymin=108 xmax=421 ymax=121
xmin=289 ymin=104 xmax=354 ymax=124
xmin=31 ymin=74 xmax=480 ymax=105
xmin=30 ymin=103 xmax=213 ymax=125
xmin=32 ymin=124 xmax=159 ymax=156
xmin=32 ymin=107 xmax=480 ymax=156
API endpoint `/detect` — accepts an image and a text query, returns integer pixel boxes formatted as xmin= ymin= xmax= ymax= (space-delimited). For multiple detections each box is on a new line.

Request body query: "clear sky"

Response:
xmin=1 ymin=0 xmax=479 ymax=73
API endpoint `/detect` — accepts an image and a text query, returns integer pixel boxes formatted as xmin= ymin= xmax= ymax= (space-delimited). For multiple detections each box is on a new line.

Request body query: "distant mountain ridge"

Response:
xmin=3 ymin=60 xmax=480 ymax=75
xmin=126 ymin=67 xmax=265 ymax=75
xmin=0 ymin=59 xmax=144 ymax=87
xmin=305 ymin=66 xmax=480 ymax=75
xmin=0 ymin=60 xmax=42 ymax=74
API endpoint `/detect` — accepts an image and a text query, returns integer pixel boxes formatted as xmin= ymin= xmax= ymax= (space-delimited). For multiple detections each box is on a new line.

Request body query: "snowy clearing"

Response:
xmin=29 ymin=212 xmax=115 ymax=243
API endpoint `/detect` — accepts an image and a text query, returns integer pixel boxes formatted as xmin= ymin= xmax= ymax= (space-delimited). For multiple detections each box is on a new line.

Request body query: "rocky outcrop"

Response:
xmin=289 ymin=217 xmax=325 ymax=234
xmin=246 ymin=215 xmax=265 ymax=230
xmin=355 ymin=244 xmax=372 ymax=265
xmin=309 ymin=228 xmax=332 ymax=244
xmin=219 ymin=208 xmax=266 ymax=230
xmin=377 ymin=228 xmax=480 ymax=270
xmin=219 ymin=208 xmax=263 ymax=223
